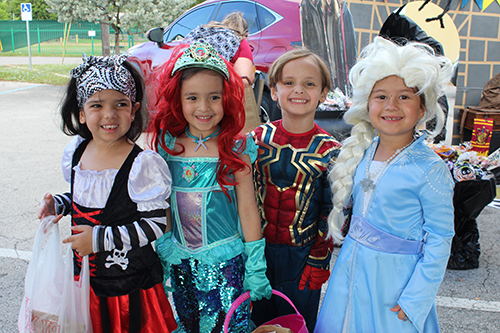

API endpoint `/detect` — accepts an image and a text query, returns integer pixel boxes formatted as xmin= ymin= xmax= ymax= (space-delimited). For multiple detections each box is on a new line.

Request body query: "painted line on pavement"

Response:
xmin=0 ymin=248 xmax=32 ymax=261
xmin=0 ymin=84 xmax=42 ymax=95
xmin=436 ymin=296 xmax=500 ymax=313
xmin=487 ymin=199 xmax=500 ymax=210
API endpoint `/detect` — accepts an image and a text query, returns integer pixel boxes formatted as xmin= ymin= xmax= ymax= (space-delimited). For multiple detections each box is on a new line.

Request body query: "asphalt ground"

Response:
xmin=1 ymin=60 xmax=499 ymax=332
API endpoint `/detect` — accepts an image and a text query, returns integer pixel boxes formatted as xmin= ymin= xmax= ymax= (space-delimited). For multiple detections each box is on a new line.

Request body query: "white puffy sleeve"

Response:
xmin=92 ymin=149 xmax=172 ymax=253
xmin=128 ymin=149 xmax=172 ymax=211
xmin=54 ymin=136 xmax=85 ymax=215
xmin=62 ymin=135 xmax=85 ymax=183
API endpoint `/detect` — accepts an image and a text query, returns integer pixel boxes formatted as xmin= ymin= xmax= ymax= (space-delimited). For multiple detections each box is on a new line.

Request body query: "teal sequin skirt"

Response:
xmin=171 ymin=255 xmax=251 ymax=333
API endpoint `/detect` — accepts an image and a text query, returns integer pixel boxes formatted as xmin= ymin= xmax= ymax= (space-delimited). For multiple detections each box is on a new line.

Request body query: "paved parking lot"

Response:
xmin=0 ymin=80 xmax=499 ymax=332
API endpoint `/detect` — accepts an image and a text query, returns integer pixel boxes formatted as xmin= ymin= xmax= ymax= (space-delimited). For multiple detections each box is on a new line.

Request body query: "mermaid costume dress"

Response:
xmin=155 ymin=132 xmax=257 ymax=333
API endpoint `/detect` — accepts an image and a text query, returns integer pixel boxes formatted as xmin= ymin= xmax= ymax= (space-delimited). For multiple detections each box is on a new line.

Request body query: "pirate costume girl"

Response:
xmin=53 ymin=54 xmax=177 ymax=333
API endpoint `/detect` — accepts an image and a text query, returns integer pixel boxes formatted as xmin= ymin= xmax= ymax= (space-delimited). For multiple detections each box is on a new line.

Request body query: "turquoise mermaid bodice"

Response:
xmin=157 ymin=132 xmax=257 ymax=265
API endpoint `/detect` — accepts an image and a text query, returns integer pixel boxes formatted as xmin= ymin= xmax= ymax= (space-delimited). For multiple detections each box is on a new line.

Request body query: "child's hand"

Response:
xmin=63 ymin=225 xmax=94 ymax=256
xmin=38 ymin=193 xmax=57 ymax=219
xmin=390 ymin=304 xmax=409 ymax=322
xmin=40 ymin=215 xmax=63 ymax=234
xmin=252 ymin=325 xmax=292 ymax=333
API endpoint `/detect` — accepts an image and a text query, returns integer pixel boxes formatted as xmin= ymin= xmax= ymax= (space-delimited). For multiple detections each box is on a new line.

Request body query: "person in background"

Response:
xmin=185 ymin=11 xmax=261 ymax=132
xmin=251 ymin=48 xmax=341 ymax=332
xmin=315 ymin=36 xmax=454 ymax=333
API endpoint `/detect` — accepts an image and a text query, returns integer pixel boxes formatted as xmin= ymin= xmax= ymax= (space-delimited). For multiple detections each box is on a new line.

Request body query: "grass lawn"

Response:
xmin=1 ymin=36 xmax=148 ymax=57
xmin=0 ymin=34 xmax=149 ymax=85
xmin=0 ymin=63 xmax=74 ymax=85
xmin=0 ymin=37 xmax=148 ymax=85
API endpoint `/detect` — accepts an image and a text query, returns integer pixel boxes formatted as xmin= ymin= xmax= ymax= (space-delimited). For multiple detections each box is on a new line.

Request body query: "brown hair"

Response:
xmin=204 ymin=12 xmax=249 ymax=39
xmin=268 ymin=48 xmax=331 ymax=92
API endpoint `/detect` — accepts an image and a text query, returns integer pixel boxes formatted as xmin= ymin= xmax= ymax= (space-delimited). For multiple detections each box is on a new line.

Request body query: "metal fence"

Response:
xmin=0 ymin=20 xmax=147 ymax=55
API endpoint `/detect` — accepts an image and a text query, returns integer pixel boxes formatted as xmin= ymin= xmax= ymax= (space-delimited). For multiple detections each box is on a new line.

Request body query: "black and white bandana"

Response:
xmin=70 ymin=54 xmax=137 ymax=109
xmin=184 ymin=26 xmax=241 ymax=62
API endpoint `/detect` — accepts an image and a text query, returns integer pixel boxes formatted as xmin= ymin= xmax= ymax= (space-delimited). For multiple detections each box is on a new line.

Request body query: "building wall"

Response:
xmin=344 ymin=0 xmax=500 ymax=144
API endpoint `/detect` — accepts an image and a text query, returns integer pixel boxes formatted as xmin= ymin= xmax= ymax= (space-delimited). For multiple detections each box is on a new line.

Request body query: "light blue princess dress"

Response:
xmin=315 ymin=133 xmax=455 ymax=333
xmin=155 ymin=131 xmax=257 ymax=333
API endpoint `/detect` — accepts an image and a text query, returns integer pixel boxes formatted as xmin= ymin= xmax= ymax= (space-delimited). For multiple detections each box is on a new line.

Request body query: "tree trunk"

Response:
xmin=100 ymin=22 xmax=111 ymax=56
xmin=114 ymin=30 xmax=120 ymax=54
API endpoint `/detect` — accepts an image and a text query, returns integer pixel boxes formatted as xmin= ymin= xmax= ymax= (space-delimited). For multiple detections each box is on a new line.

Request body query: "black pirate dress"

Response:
xmin=54 ymin=136 xmax=176 ymax=333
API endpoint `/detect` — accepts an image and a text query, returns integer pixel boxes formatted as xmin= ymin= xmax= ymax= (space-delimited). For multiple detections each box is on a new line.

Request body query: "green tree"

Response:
xmin=121 ymin=0 xmax=195 ymax=34
xmin=33 ymin=0 xmax=57 ymax=19
xmin=4 ymin=0 xmax=57 ymax=20
xmin=45 ymin=0 xmax=195 ymax=56
xmin=0 ymin=1 xmax=11 ymax=20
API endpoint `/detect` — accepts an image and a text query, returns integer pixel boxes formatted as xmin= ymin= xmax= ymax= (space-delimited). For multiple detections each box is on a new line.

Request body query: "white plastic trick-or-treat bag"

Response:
xmin=18 ymin=216 xmax=92 ymax=333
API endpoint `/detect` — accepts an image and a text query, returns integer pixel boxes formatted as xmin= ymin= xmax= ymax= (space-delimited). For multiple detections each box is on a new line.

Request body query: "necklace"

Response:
xmin=359 ymin=138 xmax=415 ymax=192
xmin=185 ymin=126 xmax=221 ymax=152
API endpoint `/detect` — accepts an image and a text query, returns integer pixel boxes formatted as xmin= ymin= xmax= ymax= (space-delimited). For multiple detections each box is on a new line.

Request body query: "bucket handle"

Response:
xmin=223 ymin=290 xmax=300 ymax=333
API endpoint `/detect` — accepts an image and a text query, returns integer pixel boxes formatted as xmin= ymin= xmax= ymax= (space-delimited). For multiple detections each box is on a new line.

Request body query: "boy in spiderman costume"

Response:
xmin=251 ymin=49 xmax=341 ymax=332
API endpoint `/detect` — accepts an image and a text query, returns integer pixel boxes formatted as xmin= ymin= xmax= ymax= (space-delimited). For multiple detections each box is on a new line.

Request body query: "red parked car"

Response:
xmin=126 ymin=0 xmax=302 ymax=121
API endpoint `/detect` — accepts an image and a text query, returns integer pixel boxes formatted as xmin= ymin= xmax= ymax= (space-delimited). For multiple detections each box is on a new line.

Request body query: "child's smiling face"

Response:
xmin=180 ymin=70 xmax=224 ymax=137
xmin=271 ymin=56 xmax=327 ymax=120
xmin=79 ymin=89 xmax=138 ymax=145
xmin=368 ymin=75 xmax=425 ymax=144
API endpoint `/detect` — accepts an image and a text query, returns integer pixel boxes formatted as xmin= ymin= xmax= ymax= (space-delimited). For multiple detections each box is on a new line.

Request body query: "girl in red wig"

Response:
xmin=149 ymin=41 xmax=271 ymax=332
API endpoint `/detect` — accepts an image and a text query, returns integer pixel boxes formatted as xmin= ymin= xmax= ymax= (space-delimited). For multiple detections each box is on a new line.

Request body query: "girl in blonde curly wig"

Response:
xmin=316 ymin=37 xmax=455 ymax=332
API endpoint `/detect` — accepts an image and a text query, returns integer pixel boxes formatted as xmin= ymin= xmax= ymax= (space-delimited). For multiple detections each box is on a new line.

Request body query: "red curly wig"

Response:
xmin=148 ymin=44 xmax=248 ymax=199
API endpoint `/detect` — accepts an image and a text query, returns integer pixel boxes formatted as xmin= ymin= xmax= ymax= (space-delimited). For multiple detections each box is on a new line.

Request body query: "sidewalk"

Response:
xmin=0 ymin=56 xmax=82 ymax=66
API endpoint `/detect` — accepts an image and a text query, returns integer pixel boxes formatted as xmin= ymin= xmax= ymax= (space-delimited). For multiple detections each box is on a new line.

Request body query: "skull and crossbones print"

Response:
xmin=105 ymin=248 xmax=129 ymax=270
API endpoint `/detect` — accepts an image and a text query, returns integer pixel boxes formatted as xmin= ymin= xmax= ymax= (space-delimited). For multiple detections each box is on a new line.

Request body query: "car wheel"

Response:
xmin=261 ymin=90 xmax=281 ymax=122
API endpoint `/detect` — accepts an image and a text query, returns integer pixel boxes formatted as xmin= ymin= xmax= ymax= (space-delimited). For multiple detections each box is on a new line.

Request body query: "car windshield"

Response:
xmin=164 ymin=4 xmax=216 ymax=42
xmin=164 ymin=0 xmax=282 ymax=42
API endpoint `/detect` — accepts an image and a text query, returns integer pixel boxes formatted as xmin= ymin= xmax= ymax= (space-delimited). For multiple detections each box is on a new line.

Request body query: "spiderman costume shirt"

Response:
xmin=251 ymin=120 xmax=341 ymax=331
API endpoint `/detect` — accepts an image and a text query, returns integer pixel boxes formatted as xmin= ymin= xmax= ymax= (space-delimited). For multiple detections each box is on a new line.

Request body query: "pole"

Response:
xmin=11 ymin=28 xmax=15 ymax=53
xmin=62 ymin=22 xmax=71 ymax=63
xmin=37 ymin=26 xmax=41 ymax=53
xmin=26 ymin=20 xmax=32 ymax=71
